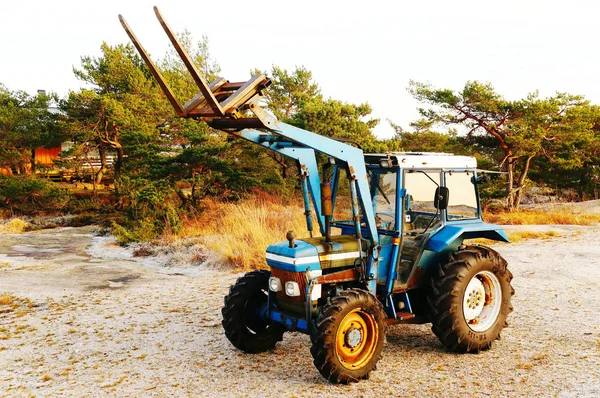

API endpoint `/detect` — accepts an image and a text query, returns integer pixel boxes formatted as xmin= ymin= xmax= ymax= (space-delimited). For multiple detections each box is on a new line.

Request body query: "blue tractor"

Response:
xmin=120 ymin=8 xmax=514 ymax=384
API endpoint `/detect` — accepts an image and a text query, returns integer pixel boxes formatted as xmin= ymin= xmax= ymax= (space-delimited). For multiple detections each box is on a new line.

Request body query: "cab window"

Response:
xmin=445 ymin=171 xmax=478 ymax=220
xmin=403 ymin=170 xmax=442 ymax=232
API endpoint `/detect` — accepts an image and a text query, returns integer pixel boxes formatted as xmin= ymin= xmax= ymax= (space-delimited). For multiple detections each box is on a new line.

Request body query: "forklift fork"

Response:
xmin=119 ymin=6 xmax=270 ymax=128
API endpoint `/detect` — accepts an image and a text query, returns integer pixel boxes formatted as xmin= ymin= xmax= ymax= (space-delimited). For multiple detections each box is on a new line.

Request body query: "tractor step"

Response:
xmin=395 ymin=311 xmax=415 ymax=320
xmin=385 ymin=311 xmax=416 ymax=325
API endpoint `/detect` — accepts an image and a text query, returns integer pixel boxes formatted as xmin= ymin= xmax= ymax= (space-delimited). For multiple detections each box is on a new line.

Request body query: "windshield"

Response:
xmin=368 ymin=169 xmax=397 ymax=231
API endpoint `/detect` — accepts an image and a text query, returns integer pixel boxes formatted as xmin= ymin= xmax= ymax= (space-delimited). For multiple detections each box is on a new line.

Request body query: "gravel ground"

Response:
xmin=0 ymin=225 xmax=599 ymax=397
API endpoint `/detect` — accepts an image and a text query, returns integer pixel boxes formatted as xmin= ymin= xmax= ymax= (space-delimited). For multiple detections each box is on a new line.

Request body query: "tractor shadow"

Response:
xmin=384 ymin=324 xmax=447 ymax=354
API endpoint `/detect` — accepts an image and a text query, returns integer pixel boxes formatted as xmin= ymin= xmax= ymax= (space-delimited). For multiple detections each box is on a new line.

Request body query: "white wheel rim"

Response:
xmin=462 ymin=271 xmax=502 ymax=332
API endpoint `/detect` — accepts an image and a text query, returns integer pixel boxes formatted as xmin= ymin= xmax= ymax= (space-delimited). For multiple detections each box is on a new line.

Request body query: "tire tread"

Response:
xmin=427 ymin=245 xmax=514 ymax=353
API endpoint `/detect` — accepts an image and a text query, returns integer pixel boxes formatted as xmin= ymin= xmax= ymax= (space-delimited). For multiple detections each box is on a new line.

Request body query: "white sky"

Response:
xmin=1 ymin=0 xmax=599 ymax=139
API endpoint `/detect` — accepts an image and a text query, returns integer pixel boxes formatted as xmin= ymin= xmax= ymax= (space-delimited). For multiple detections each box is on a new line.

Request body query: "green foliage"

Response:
xmin=5 ymin=25 xmax=600 ymax=239
xmin=161 ymin=31 xmax=221 ymax=99
xmin=245 ymin=66 xmax=320 ymax=185
xmin=63 ymin=43 xmax=171 ymax=182
xmin=111 ymin=202 xmax=183 ymax=244
xmin=63 ymin=37 xmax=269 ymax=239
xmin=164 ymin=205 xmax=183 ymax=235
xmin=390 ymin=120 xmax=463 ymax=153
xmin=291 ymin=96 xmax=380 ymax=152
xmin=65 ymin=197 xmax=106 ymax=214
xmin=0 ymin=175 xmax=70 ymax=215
xmin=110 ymin=177 xmax=185 ymax=243
xmin=528 ymin=105 xmax=600 ymax=200
xmin=255 ymin=66 xmax=320 ymax=121
xmin=111 ymin=219 xmax=157 ymax=245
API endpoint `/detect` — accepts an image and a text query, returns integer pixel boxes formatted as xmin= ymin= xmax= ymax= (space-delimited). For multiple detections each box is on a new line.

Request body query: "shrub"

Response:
xmin=0 ymin=175 xmax=70 ymax=216
xmin=0 ymin=218 xmax=30 ymax=233
xmin=111 ymin=178 xmax=184 ymax=244
xmin=111 ymin=219 xmax=157 ymax=244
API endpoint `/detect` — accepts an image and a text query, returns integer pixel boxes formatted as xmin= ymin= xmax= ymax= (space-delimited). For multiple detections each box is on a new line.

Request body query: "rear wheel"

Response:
xmin=428 ymin=245 xmax=514 ymax=352
xmin=222 ymin=270 xmax=285 ymax=353
xmin=310 ymin=289 xmax=386 ymax=383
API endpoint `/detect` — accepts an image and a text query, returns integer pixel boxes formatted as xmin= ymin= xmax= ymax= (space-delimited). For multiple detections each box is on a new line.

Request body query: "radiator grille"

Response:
xmin=270 ymin=268 xmax=307 ymax=303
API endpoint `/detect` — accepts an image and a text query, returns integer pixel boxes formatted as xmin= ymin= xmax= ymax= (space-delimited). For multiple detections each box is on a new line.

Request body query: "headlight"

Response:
xmin=285 ymin=281 xmax=301 ymax=297
xmin=269 ymin=277 xmax=282 ymax=292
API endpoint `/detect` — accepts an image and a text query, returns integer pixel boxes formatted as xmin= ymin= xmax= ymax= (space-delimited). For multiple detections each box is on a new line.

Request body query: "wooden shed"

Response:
xmin=34 ymin=147 xmax=62 ymax=166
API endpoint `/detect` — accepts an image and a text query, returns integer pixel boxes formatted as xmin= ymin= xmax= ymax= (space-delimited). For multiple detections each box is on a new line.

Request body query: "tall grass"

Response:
xmin=483 ymin=210 xmax=600 ymax=225
xmin=183 ymin=197 xmax=315 ymax=270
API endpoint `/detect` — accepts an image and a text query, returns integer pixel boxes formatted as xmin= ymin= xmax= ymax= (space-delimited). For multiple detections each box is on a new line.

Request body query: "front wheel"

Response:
xmin=222 ymin=270 xmax=285 ymax=353
xmin=310 ymin=289 xmax=386 ymax=384
xmin=428 ymin=245 xmax=514 ymax=353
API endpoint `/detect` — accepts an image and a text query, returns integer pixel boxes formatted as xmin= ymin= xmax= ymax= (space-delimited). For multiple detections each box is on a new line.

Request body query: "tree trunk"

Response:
xmin=113 ymin=147 xmax=124 ymax=182
xmin=505 ymin=155 xmax=534 ymax=210
xmin=18 ymin=162 xmax=26 ymax=175
xmin=513 ymin=156 xmax=534 ymax=209
xmin=30 ymin=148 xmax=36 ymax=175
xmin=176 ymin=187 xmax=189 ymax=207
xmin=95 ymin=144 xmax=108 ymax=184
xmin=505 ymin=156 xmax=515 ymax=210
xmin=268 ymin=153 xmax=290 ymax=179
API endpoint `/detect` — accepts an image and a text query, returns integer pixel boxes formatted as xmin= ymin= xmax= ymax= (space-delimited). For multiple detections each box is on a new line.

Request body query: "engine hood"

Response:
xmin=266 ymin=235 xmax=367 ymax=272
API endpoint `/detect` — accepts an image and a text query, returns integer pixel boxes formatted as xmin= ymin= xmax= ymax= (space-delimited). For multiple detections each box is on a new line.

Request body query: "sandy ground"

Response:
xmin=0 ymin=225 xmax=599 ymax=397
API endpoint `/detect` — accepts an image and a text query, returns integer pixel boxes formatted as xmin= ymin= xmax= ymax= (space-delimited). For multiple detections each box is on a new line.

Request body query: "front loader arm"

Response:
xmin=119 ymin=8 xmax=381 ymax=292
xmin=231 ymin=128 xmax=325 ymax=236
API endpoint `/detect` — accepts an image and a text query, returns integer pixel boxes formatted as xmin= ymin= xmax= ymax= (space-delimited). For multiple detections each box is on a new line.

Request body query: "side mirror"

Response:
xmin=434 ymin=187 xmax=449 ymax=210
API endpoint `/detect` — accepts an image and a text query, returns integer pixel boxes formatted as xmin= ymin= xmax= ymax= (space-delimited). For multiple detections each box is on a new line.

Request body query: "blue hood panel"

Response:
xmin=266 ymin=240 xmax=320 ymax=272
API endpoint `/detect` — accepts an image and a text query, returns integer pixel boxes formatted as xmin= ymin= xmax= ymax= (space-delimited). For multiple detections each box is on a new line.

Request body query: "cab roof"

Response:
xmin=364 ymin=152 xmax=477 ymax=169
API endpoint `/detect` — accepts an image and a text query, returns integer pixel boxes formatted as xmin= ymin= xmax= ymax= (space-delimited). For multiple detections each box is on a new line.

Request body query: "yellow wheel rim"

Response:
xmin=335 ymin=308 xmax=379 ymax=370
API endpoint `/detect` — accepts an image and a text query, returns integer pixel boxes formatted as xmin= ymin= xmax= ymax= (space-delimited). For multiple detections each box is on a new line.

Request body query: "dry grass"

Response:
xmin=0 ymin=292 xmax=15 ymax=306
xmin=483 ymin=210 xmax=600 ymax=225
xmin=182 ymin=196 xmax=598 ymax=269
xmin=0 ymin=293 xmax=33 ymax=319
xmin=0 ymin=218 xmax=29 ymax=234
xmin=507 ymin=230 xmax=561 ymax=242
xmin=466 ymin=230 xmax=562 ymax=245
xmin=183 ymin=197 xmax=315 ymax=270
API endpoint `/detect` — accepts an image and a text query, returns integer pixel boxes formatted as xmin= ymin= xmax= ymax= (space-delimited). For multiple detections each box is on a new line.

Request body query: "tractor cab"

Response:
xmin=328 ymin=153 xmax=486 ymax=288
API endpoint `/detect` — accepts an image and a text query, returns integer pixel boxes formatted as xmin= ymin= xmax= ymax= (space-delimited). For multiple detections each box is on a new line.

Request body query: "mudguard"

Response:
xmin=426 ymin=223 xmax=509 ymax=253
